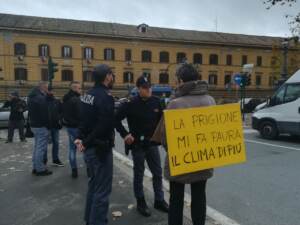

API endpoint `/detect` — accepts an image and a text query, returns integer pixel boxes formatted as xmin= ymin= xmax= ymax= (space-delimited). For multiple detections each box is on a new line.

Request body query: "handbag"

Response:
xmin=25 ymin=119 xmax=34 ymax=138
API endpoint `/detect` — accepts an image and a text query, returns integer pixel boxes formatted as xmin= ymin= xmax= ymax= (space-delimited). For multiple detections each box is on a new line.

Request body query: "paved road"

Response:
xmin=114 ymin=129 xmax=300 ymax=225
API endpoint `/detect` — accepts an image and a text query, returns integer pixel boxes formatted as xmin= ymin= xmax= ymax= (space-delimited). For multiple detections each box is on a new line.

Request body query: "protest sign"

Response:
xmin=164 ymin=103 xmax=246 ymax=176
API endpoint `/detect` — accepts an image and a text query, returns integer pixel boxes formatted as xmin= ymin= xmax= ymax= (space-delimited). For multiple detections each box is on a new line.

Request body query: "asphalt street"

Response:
xmin=114 ymin=129 xmax=300 ymax=225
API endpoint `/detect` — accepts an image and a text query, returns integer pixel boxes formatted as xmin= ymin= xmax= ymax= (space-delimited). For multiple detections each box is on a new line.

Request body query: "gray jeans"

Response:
xmin=31 ymin=127 xmax=49 ymax=172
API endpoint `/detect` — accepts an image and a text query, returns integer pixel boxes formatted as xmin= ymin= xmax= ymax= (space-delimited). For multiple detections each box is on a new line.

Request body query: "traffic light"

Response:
xmin=48 ymin=56 xmax=58 ymax=81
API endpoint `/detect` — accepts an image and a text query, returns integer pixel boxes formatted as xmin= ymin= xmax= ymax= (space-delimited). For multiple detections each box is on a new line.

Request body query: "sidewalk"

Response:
xmin=0 ymin=130 xmax=214 ymax=225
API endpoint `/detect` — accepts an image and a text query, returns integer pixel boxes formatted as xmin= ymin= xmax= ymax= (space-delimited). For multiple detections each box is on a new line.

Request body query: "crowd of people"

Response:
xmin=2 ymin=63 xmax=215 ymax=225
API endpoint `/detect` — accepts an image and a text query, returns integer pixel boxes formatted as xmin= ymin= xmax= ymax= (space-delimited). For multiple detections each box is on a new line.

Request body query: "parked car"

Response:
xmin=0 ymin=102 xmax=28 ymax=129
xmin=239 ymin=98 xmax=265 ymax=113
xmin=252 ymin=69 xmax=300 ymax=139
xmin=114 ymin=97 xmax=129 ymax=112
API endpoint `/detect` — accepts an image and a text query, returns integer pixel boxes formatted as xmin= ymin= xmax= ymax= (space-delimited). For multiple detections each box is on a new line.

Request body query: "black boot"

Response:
xmin=154 ymin=199 xmax=169 ymax=213
xmin=137 ymin=197 xmax=151 ymax=217
xmin=72 ymin=168 xmax=78 ymax=178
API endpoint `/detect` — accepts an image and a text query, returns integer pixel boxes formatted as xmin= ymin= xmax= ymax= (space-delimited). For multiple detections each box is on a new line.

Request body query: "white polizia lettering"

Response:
xmin=81 ymin=94 xmax=94 ymax=105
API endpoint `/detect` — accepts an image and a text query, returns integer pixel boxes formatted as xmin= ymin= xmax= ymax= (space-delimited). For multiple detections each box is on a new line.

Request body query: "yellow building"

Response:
xmin=0 ymin=13 xmax=299 ymax=99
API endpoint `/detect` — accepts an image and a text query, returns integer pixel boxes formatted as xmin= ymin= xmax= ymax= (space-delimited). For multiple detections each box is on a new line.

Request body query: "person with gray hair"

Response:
xmin=28 ymin=81 xmax=52 ymax=176
xmin=2 ymin=90 xmax=27 ymax=143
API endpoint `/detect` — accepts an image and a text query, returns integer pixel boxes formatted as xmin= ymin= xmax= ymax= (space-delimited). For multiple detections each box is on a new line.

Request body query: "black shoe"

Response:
xmin=35 ymin=169 xmax=53 ymax=176
xmin=154 ymin=200 xmax=169 ymax=213
xmin=32 ymin=169 xmax=36 ymax=174
xmin=20 ymin=139 xmax=27 ymax=142
xmin=52 ymin=160 xmax=64 ymax=167
xmin=137 ymin=197 xmax=151 ymax=217
xmin=5 ymin=140 xmax=12 ymax=143
xmin=72 ymin=168 xmax=78 ymax=178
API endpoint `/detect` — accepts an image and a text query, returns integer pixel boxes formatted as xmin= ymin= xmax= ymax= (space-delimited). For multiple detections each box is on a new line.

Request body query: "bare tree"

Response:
xmin=263 ymin=0 xmax=300 ymax=36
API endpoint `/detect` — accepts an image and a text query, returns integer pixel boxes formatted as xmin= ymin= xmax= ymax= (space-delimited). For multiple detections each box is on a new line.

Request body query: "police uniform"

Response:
xmin=115 ymin=75 xmax=168 ymax=216
xmin=78 ymin=65 xmax=115 ymax=225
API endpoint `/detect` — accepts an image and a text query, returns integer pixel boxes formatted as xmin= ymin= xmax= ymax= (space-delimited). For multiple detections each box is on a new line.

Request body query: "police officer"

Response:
xmin=115 ymin=75 xmax=169 ymax=217
xmin=75 ymin=64 xmax=115 ymax=225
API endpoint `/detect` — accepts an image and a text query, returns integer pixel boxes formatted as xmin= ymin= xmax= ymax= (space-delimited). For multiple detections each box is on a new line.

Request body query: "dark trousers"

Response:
xmin=169 ymin=180 xmax=207 ymax=225
xmin=132 ymin=146 xmax=164 ymax=201
xmin=7 ymin=120 xmax=25 ymax=141
xmin=84 ymin=148 xmax=113 ymax=225
xmin=43 ymin=129 xmax=60 ymax=162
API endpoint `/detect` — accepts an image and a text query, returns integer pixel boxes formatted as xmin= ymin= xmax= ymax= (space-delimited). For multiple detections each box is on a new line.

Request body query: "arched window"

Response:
xmin=159 ymin=73 xmax=169 ymax=84
xmin=104 ymin=48 xmax=115 ymax=60
xmin=41 ymin=68 xmax=48 ymax=81
xmin=142 ymin=50 xmax=152 ymax=62
xmin=84 ymin=47 xmax=93 ymax=59
xmin=226 ymin=55 xmax=232 ymax=65
xmin=62 ymin=70 xmax=73 ymax=81
xmin=14 ymin=43 xmax=26 ymax=55
xmin=193 ymin=53 xmax=202 ymax=64
xmin=83 ymin=71 xmax=94 ymax=82
xmin=159 ymin=51 xmax=169 ymax=63
xmin=39 ymin=44 xmax=50 ymax=57
xmin=123 ymin=72 xmax=134 ymax=83
xmin=14 ymin=68 xmax=27 ymax=80
xmin=142 ymin=72 xmax=151 ymax=82
xmin=209 ymin=54 xmax=218 ymax=65
xmin=177 ymin=52 xmax=186 ymax=63
xmin=224 ymin=74 xmax=232 ymax=85
xmin=62 ymin=46 xmax=72 ymax=58
xmin=208 ymin=74 xmax=218 ymax=85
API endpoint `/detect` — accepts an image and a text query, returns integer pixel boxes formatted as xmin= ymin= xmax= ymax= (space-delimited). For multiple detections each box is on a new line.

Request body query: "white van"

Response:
xmin=252 ymin=69 xmax=300 ymax=139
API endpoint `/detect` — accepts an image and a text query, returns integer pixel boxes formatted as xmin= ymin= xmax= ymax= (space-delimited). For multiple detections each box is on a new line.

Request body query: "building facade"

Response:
xmin=0 ymin=13 xmax=299 ymax=99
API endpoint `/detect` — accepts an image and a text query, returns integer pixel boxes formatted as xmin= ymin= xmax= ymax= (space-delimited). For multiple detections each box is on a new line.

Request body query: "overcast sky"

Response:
xmin=0 ymin=0 xmax=299 ymax=37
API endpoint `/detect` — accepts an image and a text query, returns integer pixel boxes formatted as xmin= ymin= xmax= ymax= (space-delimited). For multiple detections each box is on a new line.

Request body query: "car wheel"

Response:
xmin=259 ymin=121 xmax=278 ymax=140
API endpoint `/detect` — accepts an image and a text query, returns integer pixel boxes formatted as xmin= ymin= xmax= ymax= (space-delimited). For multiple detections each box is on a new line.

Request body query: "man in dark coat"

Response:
xmin=2 ymin=91 xmax=27 ymax=143
xmin=62 ymin=81 xmax=82 ymax=178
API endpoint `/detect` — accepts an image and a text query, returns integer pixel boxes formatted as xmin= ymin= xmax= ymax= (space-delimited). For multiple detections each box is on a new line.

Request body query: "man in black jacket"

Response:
xmin=3 ymin=91 xmax=27 ymax=143
xmin=28 ymin=81 xmax=52 ymax=176
xmin=115 ymin=75 xmax=169 ymax=217
xmin=75 ymin=64 xmax=115 ymax=225
xmin=63 ymin=81 xmax=82 ymax=178
xmin=44 ymin=92 xmax=64 ymax=167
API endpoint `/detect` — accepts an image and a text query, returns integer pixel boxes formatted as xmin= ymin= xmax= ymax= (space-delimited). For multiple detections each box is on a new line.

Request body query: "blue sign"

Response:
xmin=234 ymin=74 xmax=242 ymax=85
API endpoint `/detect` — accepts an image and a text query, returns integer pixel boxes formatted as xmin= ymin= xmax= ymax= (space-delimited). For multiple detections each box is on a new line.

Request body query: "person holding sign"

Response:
xmin=115 ymin=75 xmax=169 ymax=217
xmin=152 ymin=64 xmax=216 ymax=225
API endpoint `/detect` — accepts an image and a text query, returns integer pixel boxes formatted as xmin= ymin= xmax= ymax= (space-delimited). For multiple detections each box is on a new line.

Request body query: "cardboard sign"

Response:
xmin=164 ymin=103 xmax=246 ymax=176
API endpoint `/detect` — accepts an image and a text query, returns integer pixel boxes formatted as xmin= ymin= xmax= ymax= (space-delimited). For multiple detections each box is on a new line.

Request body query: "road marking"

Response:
xmin=245 ymin=139 xmax=300 ymax=151
xmin=113 ymin=150 xmax=241 ymax=225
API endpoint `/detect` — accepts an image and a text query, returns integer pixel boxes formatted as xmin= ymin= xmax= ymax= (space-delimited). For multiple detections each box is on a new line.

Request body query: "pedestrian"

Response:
xmin=115 ymin=75 xmax=169 ymax=217
xmin=2 ymin=91 xmax=27 ymax=143
xmin=152 ymin=64 xmax=215 ymax=225
xmin=62 ymin=81 xmax=82 ymax=178
xmin=28 ymin=81 xmax=52 ymax=176
xmin=74 ymin=64 xmax=115 ymax=225
xmin=43 ymin=91 xmax=64 ymax=167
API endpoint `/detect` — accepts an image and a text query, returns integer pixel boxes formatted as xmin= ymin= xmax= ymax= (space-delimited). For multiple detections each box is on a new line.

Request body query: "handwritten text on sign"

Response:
xmin=164 ymin=103 xmax=246 ymax=176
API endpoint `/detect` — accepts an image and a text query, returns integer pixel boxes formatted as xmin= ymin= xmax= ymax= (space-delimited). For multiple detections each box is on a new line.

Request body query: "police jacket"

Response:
xmin=78 ymin=84 xmax=115 ymax=149
xmin=3 ymin=98 xmax=27 ymax=121
xmin=62 ymin=90 xmax=81 ymax=128
xmin=115 ymin=95 xmax=162 ymax=147
xmin=28 ymin=88 xmax=49 ymax=128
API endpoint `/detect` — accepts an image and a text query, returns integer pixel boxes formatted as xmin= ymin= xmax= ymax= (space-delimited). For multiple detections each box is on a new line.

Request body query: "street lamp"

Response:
xmin=80 ymin=42 xmax=85 ymax=92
